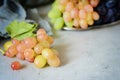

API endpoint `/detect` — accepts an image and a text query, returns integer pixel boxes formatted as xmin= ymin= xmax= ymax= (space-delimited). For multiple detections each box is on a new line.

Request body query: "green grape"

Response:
xmin=54 ymin=17 xmax=64 ymax=30
xmin=4 ymin=41 xmax=13 ymax=51
xmin=48 ymin=9 xmax=62 ymax=19
xmin=50 ymin=18 xmax=56 ymax=24
xmin=65 ymin=21 xmax=74 ymax=28
xmin=34 ymin=55 xmax=47 ymax=68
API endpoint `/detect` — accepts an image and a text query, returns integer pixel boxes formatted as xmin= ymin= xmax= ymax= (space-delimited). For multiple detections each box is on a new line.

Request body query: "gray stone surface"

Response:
xmin=0 ymin=24 xmax=120 ymax=80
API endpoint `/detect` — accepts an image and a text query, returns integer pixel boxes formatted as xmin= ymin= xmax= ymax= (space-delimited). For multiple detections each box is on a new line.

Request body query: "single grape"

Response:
xmin=42 ymin=48 xmax=55 ymax=59
xmin=65 ymin=2 xmax=74 ymax=12
xmin=17 ymin=43 xmax=27 ymax=53
xmin=11 ymin=61 xmax=22 ymax=70
xmin=7 ymin=45 xmax=18 ymax=57
xmin=58 ymin=4 xmax=65 ymax=12
xmin=37 ymin=33 xmax=48 ymax=42
xmin=92 ymin=11 xmax=100 ymax=20
xmin=65 ymin=21 xmax=74 ymax=28
xmin=70 ymin=7 xmax=79 ymax=19
xmin=16 ymin=52 xmax=25 ymax=60
xmin=63 ymin=11 xmax=72 ymax=22
xmin=23 ymin=37 xmax=37 ymax=48
xmin=34 ymin=43 xmax=44 ymax=54
xmin=84 ymin=4 xmax=93 ymax=12
xmin=48 ymin=9 xmax=62 ymax=19
xmin=77 ymin=2 xmax=84 ymax=9
xmin=73 ymin=18 xmax=80 ymax=28
xmin=80 ymin=19 xmax=88 ymax=29
xmin=51 ymin=48 xmax=59 ymax=56
xmin=47 ymin=55 xmax=60 ymax=67
xmin=4 ymin=41 xmax=13 ymax=51
xmin=90 ymin=0 xmax=100 ymax=7
xmin=54 ymin=17 xmax=64 ymax=30
xmin=59 ymin=0 xmax=69 ymax=5
xmin=38 ymin=40 xmax=50 ymax=48
xmin=34 ymin=55 xmax=47 ymax=68
xmin=37 ymin=29 xmax=47 ymax=36
xmin=24 ymin=48 xmax=35 ymax=60
xmin=79 ymin=9 xmax=87 ymax=19
xmin=87 ymin=19 xmax=94 ymax=25
xmin=12 ymin=39 xmax=20 ymax=46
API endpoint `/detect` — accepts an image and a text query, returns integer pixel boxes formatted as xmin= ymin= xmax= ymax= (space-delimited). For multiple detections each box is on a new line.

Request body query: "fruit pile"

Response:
xmin=48 ymin=0 xmax=100 ymax=30
xmin=94 ymin=0 xmax=120 ymax=25
xmin=3 ymin=29 xmax=60 ymax=69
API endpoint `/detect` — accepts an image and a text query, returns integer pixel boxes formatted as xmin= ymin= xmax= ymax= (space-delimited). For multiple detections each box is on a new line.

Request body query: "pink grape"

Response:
xmin=73 ymin=18 xmax=80 ymax=28
xmin=79 ymin=9 xmax=87 ymax=19
xmin=63 ymin=11 xmax=72 ymax=22
xmin=23 ymin=37 xmax=37 ymax=48
xmin=24 ymin=48 xmax=35 ymax=60
xmin=37 ymin=29 xmax=47 ymax=36
xmin=80 ymin=19 xmax=88 ymax=29
xmin=16 ymin=52 xmax=25 ymax=60
xmin=12 ymin=39 xmax=20 ymax=46
xmin=90 ymin=0 xmax=100 ymax=7
xmin=70 ymin=7 xmax=79 ymax=19
xmin=34 ymin=43 xmax=44 ymax=54
xmin=17 ymin=43 xmax=27 ymax=53
xmin=65 ymin=2 xmax=74 ymax=12
xmin=92 ymin=11 xmax=100 ymax=20
xmin=84 ymin=4 xmax=93 ymax=12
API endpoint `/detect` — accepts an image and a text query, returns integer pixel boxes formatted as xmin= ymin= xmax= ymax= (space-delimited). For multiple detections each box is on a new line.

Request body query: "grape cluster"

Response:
xmin=4 ymin=29 xmax=60 ymax=68
xmin=94 ymin=0 xmax=120 ymax=25
xmin=48 ymin=0 xmax=100 ymax=30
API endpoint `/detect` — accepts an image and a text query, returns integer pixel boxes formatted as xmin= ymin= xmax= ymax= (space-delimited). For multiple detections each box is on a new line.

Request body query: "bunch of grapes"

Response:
xmin=3 ymin=29 xmax=60 ymax=68
xmin=48 ymin=0 xmax=100 ymax=30
xmin=94 ymin=0 xmax=120 ymax=25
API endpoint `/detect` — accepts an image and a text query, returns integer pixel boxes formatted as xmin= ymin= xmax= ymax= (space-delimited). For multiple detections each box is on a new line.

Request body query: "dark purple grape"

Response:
xmin=105 ymin=0 xmax=117 ymax=8
xmin=96 ymin=4 xmax=107 ymax=16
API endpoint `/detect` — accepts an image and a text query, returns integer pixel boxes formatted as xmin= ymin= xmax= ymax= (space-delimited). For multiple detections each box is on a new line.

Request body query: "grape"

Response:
xmin=37 ymin=33 xmax=48 ymax=42
xmin=34 ymin=43 xmax=44 ymax=54
xmin=34 ymin=55 xmax=47 ymax=68
xmin=79 ymin=9 xmax=87 ymax=19
xmin=65 ymin=21 xmax=74 ymax=28
xmin=54 ymin=17 xmax=64 ymax=30
xmin=70 ymin=7 xmax=79 ymax=19
xmin=42 ymin=48 xmax=55 ymax=59
xmin=4 ymin=41 xmax=13 ymax=51
xmin=77 ymin=2 xmax=84 ymax=9
xmin=80 ymin=19 xmax=88 ymax=29
xmin=17 ymin=43 xmax=27 ymax=53
xmin=47 ymin=55 xmax=60 ymax=67
xmin=65 ymin=2 xmax=74 ymax=12
xmin=16 ymin=52 xmax=25 ymax=60
xmin=12 ymin=39 xmax=20 ymax=46
xmin=87 ymin=12 xmax=93 ymax=20
xmin=26 ymin=57 xmax=35 ymax=63
xmin=47 ymin=36 xmax=54 ymax=44
xmin=38 ymin=40 xmax=50 ymax=48
xmin=96 ymin=4 xmax=107 ymax=16
xmin=23 ymin=37 xmax=37 ymax=48
xmin=105 ymin=0 xmax=117 ymax=8
xmin=6 ymin=45 xmax=18 ymax=58
xmin=73 ymin=18 xmax=80 ymax=28
xmin=24 ymin=48 xmax=35 ymax=60
xmin=50 ymin=18 xmax=56 ymax=24
xmin=63 ymin=11 xmax=72 ymax=22
xmin=87 ymin=19 xmax=94 ymax=25
xmin=82 ymin=0 xmax=89 ymax=5
xmin=84 ymin=4 xmax=93 ymax=12
xmin=90 ymin=0 xmax=100 ymax=7
xmin=48 ymin=9 xmax=62 ymax=19
xmin=11 ymin=61 xmax=22 ymax=70
xmin=92 ymin=11 xmax=100 ymax=20
xmin=58 ymin=4 xmax=65 ymax=12
xmin=59 ymin=0 xmax=69 ymax=5
xmin=37 ymin=29 xmax=47 ymax=36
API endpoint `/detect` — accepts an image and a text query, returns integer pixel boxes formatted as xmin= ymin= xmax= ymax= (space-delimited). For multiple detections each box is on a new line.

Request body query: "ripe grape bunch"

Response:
xmin=48 ymin=0 xmax=100 ymax=30
xmin=4 ymin=29 xmax=60 ymax=69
